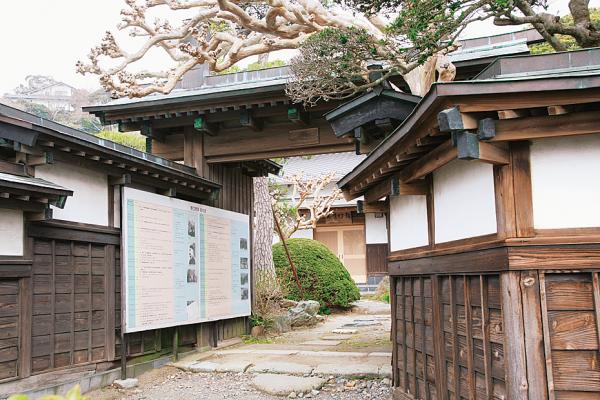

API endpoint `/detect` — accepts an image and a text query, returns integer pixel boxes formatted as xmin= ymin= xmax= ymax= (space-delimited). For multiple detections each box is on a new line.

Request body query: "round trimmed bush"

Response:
xmin=272 ymin=238 xmax=360 ymax=309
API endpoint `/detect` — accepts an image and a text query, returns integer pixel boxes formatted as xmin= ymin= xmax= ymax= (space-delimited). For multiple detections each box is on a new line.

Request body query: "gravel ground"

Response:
xmin=87 ymin=366 xmax=392 ymax=400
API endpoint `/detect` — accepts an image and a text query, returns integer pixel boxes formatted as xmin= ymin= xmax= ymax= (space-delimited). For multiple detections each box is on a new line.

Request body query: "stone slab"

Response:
xmin=215 ymin=349 xmax=255 ymax=355
xmin=313 ymin=363 xmax=380 ymax=378
xmin=189 ymin=361 xmax=219 ymax=373
xmin=331 ymin=329 xmax=357 ymax=334
xmin=249 ymin=362 xmax=314 ymax=375
xmin=113 ymin=378 xmax=138 ymax=389
xmin=250 ymin=349 xmax=299 ymax=355
xmin=301 ymin=340 xmax=341 ymax=346
xmin=215 ymin=361 xmax=253 ymax=373
xmin=321 ymin=335 xmax=353 ymax=340
xmin=252 ymin=374 xmax=326 ymax=396
xmin=297 ymin=351 xmax=366 ymax=357
xmin=368 ymin=352 xmax=393 ymax=357
xmin=342 ymin=321 xmax=381 ymax=327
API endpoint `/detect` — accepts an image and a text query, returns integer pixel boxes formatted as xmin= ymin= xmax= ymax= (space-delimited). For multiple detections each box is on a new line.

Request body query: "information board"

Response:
xmin=121 ymin=187 xmax=251 ymax=333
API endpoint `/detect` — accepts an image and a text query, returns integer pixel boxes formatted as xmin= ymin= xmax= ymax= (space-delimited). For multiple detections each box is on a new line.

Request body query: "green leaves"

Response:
xmin=8 ymin=385 xmax=89 ymax=400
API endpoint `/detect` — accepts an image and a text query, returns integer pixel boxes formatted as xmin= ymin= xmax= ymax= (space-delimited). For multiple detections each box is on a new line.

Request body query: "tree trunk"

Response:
xmin=252 ymin=176 xmax=280 ymax=311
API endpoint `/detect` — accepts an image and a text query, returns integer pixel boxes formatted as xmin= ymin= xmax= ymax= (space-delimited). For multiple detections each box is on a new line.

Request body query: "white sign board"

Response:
xmin=121 ymin=187 xmax=251 ymax=333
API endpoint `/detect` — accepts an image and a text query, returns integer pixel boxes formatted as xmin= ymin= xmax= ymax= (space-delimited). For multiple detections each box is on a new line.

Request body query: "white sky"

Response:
xmin=0 ymin=0 xmax=588 ymax=95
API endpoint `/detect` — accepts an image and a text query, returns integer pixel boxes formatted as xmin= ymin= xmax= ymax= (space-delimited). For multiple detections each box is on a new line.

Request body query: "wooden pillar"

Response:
xmin=501 ymin=271 xmax=529 ymax=399
xmin=183 ymin=126 xmax=208 ymax=178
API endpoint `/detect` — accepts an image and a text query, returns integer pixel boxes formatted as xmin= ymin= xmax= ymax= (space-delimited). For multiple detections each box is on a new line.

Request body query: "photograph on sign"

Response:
xmin=121 ymin=187 xmax=251 ymax=333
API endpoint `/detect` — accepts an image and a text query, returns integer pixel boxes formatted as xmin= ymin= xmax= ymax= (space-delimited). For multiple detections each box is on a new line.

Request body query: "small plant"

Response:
xmin=9 ymin=385 xmax=89 ymax=400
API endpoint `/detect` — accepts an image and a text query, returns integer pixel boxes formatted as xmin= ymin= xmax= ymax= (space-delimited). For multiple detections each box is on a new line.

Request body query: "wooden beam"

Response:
xmin=108 ymin=174 xmax=131 ymax=186
xmin=25 ymin=208 xmax=53 ymax=221
xmin=357 ymin=200 xmax=387 ymax=214
xmin=497 ymin=109 xmax=529 ymax=119
xmin=437 ymin=107 xmax=478 ymax=132
xmin=547 ymin=105 xmax=568 ymax=115
xmin=398 ymin=140 xmax=457 ymax=183
xmin=240 ymin=110 xmax=262 ymax=131
xmin=364 ymin=176 xmax=429 ymax=203
xmin=455 ymin=132 xmax=509 ymax=165
xmin=489 ymin=110 xmax=600 ymax=142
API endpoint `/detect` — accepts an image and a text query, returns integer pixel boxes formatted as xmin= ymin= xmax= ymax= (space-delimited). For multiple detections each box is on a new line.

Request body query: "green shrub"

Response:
xmin=273 ymin=238 xmax=360 ymax=309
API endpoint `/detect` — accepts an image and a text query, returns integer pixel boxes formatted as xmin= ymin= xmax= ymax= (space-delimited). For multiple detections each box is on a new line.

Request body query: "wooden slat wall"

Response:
xmin=30 ymin=239 xmax=113 ymax=375
xmin=541 ymin=272 xmax=600 ymax=399
xmin=0 ymin=280 xmax=19 ymax=382
xmin=366 ymin=244 xmax=388 ymax=276
xmin=207 ymin=164 xmax=254 ymax=215
xmin=393 ymin=274 xmax=506 ymax=400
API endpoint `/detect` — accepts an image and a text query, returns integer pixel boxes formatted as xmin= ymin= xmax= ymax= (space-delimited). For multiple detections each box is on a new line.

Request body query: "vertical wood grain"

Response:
xmin=431 ymin=275 xmax=448 ymax=400
xmin=464 ymin=277 xmax=476 ymax=400
xmin=520 ymin=270 xmax=548 ymax=400
xmin=449 ymin=277 xmax=460 ymax=398
xmin=501 ymin=271 xmax=529 ymax=400
xmin=480 ymin=276 xmax=493 ymax=400
xmin=420 ymin=277 xmax=430 ymax=400
xmin=539 ymin=273 xmax=555 ymax=400
xmin=391 ymin=276 xmax=398 ymax=387
xmin=18 ymin=276 xmax=31 ymax=378
xmin=493 ymin=163 xmax=516 ymax=239
xmin=105 ymin=245 xmax=116 ymax=361
xmin=511 ymin=142 xmax=534 ymax=237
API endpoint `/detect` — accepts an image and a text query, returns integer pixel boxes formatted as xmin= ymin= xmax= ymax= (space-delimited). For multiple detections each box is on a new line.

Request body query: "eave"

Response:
xmin=0 ymin=104 xmax=222 ymax=202
xmin=339 ymin=72 xmax=600 ymax=200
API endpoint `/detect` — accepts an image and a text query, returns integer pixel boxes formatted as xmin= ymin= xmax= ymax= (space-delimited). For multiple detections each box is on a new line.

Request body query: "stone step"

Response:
xmin=300 ymin=339 xmax=341 ymax=346
xmin=331 ymin=328 xmax=357 ymax=334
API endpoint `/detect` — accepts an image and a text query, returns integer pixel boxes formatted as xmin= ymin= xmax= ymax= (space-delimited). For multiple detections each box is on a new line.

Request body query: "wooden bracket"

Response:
xmin=26 ymin=207 xmax=53 ymax=221
xmin=193 ymin=116 xmax=219 ymax=136
xmin=288 ymin=107 xmax=308 ymax=125
xmin=365 ymin=176 xmax=429 ymax=203
xmin=438 ymin=107 xmax=478 ymax=132
xmin=240 ymin=110 xmax=263 ymax=131
xmin=27 ymin=151 xmax=54 ymax=167
xmin=455 ymin=131 xmax=509 ymax=165
xmin=357 ymin=200 xmax=387 ymax=214
xmin=109 ymin=174 xmax=131 ymax=186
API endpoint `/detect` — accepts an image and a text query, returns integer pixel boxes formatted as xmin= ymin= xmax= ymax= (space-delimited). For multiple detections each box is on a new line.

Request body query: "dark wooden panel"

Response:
xmin=552 ymin=350 xmax=600 ymax=392
xmin=366 ymin=244 xmax=388 ymax=276
xmin=0 ymin=280 xmax=18 ymax=382
xmin=545 ymin=274 xmax=594 ymax=311
xmin=548 ymin=311 xmax=599 ymax=350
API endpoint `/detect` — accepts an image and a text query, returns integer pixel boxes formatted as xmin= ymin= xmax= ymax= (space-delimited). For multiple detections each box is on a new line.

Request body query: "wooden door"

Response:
xmin=314 ymin=226 xmax=367 ymax=284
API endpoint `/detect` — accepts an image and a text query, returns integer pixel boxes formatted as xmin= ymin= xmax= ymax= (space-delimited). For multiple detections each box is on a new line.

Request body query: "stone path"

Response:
xmin=169 ymin=310 xmax=393 ymax=397
xmin=86 ymin=301 xmax=392 ymax=399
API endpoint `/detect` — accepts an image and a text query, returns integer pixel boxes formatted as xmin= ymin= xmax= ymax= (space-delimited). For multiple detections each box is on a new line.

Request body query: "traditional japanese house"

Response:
xmin=0 ymin=103 xmax=277 ymax=395
xmin=272 ymin=152 xmax=389 ymax=288
xmin=338 ymin=48 xmax=600 ymax=400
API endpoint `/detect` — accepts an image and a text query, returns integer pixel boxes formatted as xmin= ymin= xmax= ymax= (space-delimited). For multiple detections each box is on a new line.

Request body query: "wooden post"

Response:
xmin=173 ymin=327 xmax=179 ymax=361
xmin=501 ymin=272 xmax=529 ymax=400
xmin=520 ymin=271 xmax=548 ymax=400
xmin=120 ymin=331 xmax=127 ymax=379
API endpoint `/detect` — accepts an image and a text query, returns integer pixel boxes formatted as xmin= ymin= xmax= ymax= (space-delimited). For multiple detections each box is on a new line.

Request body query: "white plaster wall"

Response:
xmin=36 ymin=162 xmax=109 ymax=226
xmin=434 ymin=159 xmax=497 ymax=243
xmin=365 ymin=213 xmax=388 ymax=244
xmin=389 ymin=195 xmax=429 ymax=251
xmin=0 ymin=209 xmax=24 ymax=256
xmin=531 ymin=135 xmax=600 ymax=229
